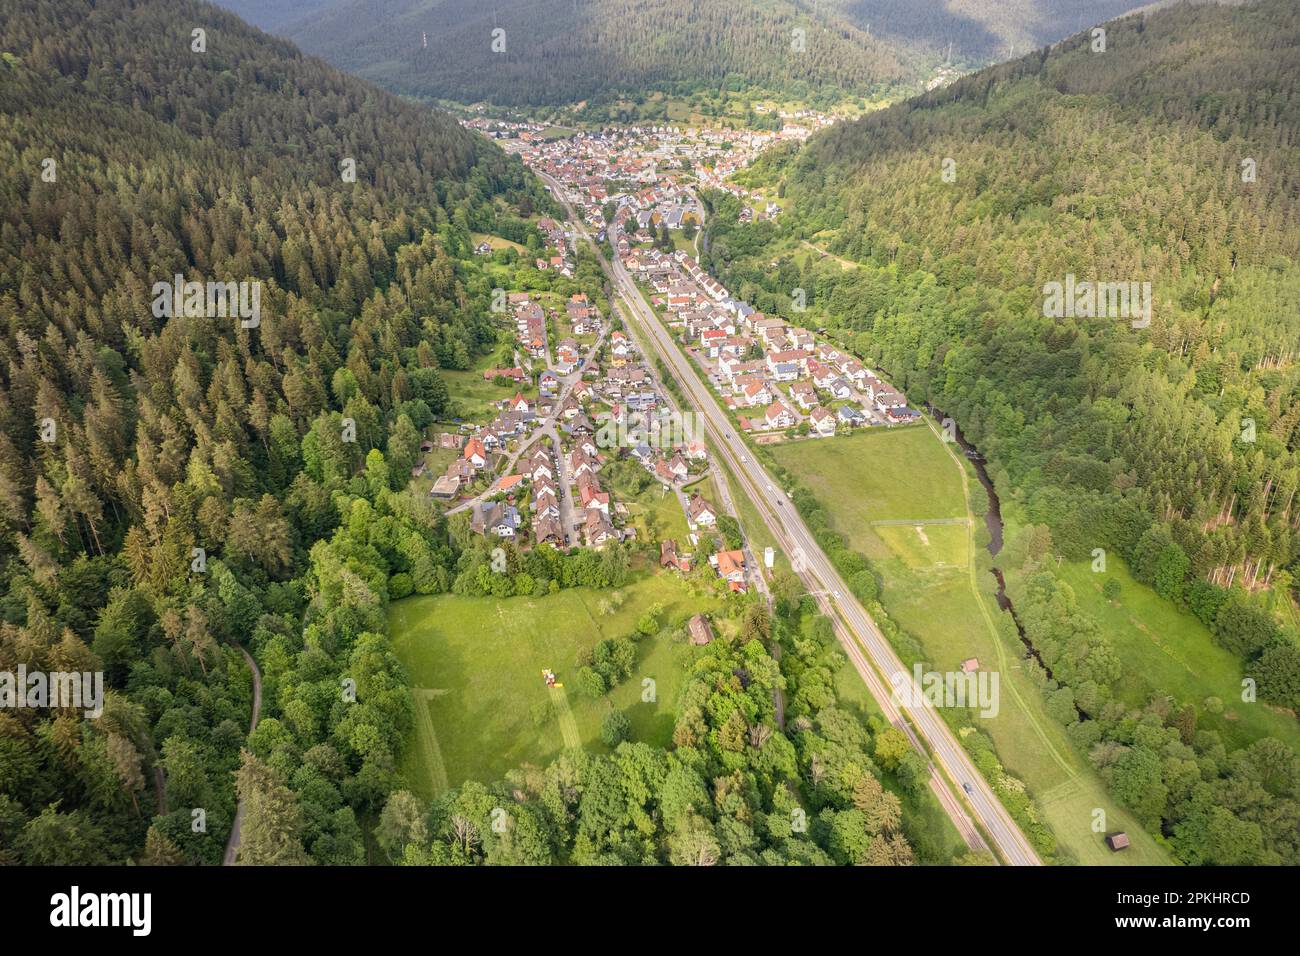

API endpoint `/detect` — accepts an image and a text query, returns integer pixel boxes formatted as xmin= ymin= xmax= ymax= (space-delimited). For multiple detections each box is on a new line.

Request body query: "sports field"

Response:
xmin=388 ymin=572 xmax=720 ymax=797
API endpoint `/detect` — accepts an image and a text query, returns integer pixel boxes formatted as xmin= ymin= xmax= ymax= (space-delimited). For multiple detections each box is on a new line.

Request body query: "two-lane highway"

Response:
xmin=541 ymin=172 xmax=1042 ymax=866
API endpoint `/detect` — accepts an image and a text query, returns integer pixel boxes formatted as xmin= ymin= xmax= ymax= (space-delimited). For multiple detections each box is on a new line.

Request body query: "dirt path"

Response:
xmin=411 ymin=688 xmax=451 ymax=795
xmin=923 ymin=414 xmax=1075 ymax=779
xmin=222 ymin=645 xmax=262 ymax=866
xmin=800 ymin=239 xmax=859 ymax=270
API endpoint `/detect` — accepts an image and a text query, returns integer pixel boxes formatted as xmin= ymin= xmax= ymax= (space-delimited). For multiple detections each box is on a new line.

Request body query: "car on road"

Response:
xmin=765 ymin=483 xmax=773 ymax=492
xmin=832 ymin=590 xmax=840 ymax=599
xmin=740 ymin=455 xmax=748 ymax=463
xmin=963 ymin=783 xmax=974 ymax=795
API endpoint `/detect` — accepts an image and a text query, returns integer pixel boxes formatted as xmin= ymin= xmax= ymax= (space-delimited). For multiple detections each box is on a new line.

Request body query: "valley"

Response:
xmin=2 ymin=0 xmax=1297 ymax=884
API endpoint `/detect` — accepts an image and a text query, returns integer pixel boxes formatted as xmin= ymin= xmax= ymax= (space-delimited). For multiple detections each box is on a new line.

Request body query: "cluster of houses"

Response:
xmin=502 ymin=292 xmax=603 ymax=379
xmin=498 ymin=118 xmax=833 ymax=244
xmin=533 ymin=218 xmax=573 ymax=275
xmin=427 ymin=313 xmax=677 ymax=553
xmin=434 ymin=313 xmax=750 ymax=599
xmin=479 ymin=110 xmax=920 ymax=444
xmin=466 ymin=434 xmax=620 ymax=550
xmin=621 ymin=247 xmax=917 ymax=436
xmin=565 ymin=292 xmax=601 ymax=338
xmin=468 ymin=394 xmax=629 ymax=549
xmin=509 ymin=293 xmax=549 ymax=363
xmin=678 ymin=490 xmax=753 ymax=594
xmin=659 ymin=490 xmax=750 ymax=595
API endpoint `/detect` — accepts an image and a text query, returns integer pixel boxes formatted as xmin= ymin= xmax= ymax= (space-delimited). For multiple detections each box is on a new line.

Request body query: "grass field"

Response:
xmin=471 ymin=232 xmax=529 ymax=254
xmin=605 ymin=466 xmax=691 ymax=546
xmin=771 ymin=423 xmax=1172 ymax=865
xmin=388 ymin=572 xmax=720 ymax=797
xmin=407 ymin=446 xmax=457 ymax=497
xmin=1052 ymin=557 xmax=1300 ymax=753
xmin=442 ymin=359 xmax=534 ymax=423
xmin=771 ymin=426 xmax=968 ymax=561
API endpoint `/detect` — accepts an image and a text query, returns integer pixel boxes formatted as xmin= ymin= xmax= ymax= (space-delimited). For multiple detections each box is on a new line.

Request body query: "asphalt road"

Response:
xmin=541 ymin=172 xmax=1042 ymax=866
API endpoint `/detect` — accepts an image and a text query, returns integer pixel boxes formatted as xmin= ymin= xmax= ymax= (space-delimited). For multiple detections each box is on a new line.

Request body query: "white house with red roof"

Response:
xmin=764 ymin=400 xmax=796 ymax=431
xmin=463 ymin=437 xmax=487 ymax=470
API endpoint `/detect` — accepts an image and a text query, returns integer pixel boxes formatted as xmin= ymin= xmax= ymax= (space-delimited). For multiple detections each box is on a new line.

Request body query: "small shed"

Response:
xmin=1106 ymin=832 xmax=1130 ymax=852
xmin=687 ymin=614 xmax=714 ymax=646
xmin=960 ymin=658 xmax=980 ymax=674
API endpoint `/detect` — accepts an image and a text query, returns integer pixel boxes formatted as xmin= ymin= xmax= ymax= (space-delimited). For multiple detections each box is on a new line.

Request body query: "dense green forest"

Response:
xmin=826 ymin=0 xmax=1151 ymax=63
xmin=215 ymin=0 xmax=335 ymax=32
xmin=277 ymin=0 xmax=921 ymax=107
xmin=702 ymin=0 xmax=1300 ymax=863
xmin=0 ymin=0 xmax=552 ymax=864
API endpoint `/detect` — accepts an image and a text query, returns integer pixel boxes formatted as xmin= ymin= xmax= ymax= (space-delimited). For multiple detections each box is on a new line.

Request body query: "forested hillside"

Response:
xmin=828 ymin=0 xmax=1155 ymax=63
xmin=212 ymin=0 xmax=335 ymax=32
xmin=224 ymin=0 xmax=1158 ymax=107
xmin=704 ymin=0 xmax=1300 ymax=863
xmin=752 ymin=0 xmax=1300 ymax=598
xmin=0 ymin=0 xmax=546 ymax=864
xmin=277 ymin=0 xmax=921 ymax=106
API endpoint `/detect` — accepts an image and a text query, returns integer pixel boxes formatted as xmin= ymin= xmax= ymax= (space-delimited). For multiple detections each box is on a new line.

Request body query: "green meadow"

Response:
xmin=770 ymin=424 xmax=1171 ymax=864
xmin=1053 ymin=557 xmax=1300 ymax=753
xmin=388 ymin=572 xmax=721 ymax=798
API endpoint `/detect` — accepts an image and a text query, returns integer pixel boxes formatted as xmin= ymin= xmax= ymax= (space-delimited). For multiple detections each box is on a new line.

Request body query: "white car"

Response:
xmin=740 ymin=455 xmax=748 ymax=463
xmin=765 ymin=483 xmax=773 ymax=493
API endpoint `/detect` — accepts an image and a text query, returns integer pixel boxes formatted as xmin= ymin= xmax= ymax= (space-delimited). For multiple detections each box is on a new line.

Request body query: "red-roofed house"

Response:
xmin=710 ymin=549 xmax=747 ymax=590
xmin=764 ymin=400 xmax=795 ymax=431
xmin=464 ymin=437 xmax=487 ymax=470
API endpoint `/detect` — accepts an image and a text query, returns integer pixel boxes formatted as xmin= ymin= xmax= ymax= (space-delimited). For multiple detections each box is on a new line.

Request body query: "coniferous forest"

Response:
xmin=0 ymin=0 xmax=542 ymax=864
xmin=279 ymin=0 xmax=920 ymax=106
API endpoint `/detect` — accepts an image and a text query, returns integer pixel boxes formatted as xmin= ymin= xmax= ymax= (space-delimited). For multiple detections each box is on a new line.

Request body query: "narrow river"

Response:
xmin=928 ymin=406 xmax=1054 ymax=677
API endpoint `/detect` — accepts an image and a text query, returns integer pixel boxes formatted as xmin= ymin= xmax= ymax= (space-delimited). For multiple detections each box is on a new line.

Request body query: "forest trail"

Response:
xmin=222 ymin=646 xmax=263 ymax=866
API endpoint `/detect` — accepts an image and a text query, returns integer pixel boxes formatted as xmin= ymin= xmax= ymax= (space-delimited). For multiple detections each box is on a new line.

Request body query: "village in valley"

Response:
xmin=488 ymin=115 xmax=921 ymax=437
xmin=416 ymin=277 xmax=751 ymax=594
xmin=472 ymin=114 xmax=829 ymax=229
xmin=622 ymin=245 xmax=921 ymax=439
xmin=412 ymin=112 xmax=922 ymax=599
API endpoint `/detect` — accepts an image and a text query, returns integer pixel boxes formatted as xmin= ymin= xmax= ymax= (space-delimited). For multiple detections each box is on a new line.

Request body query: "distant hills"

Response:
xmin=825 ymin=0 xmax=1176 ymax=62
xmin=214 ymin=0 xmax=1167 ymax=107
